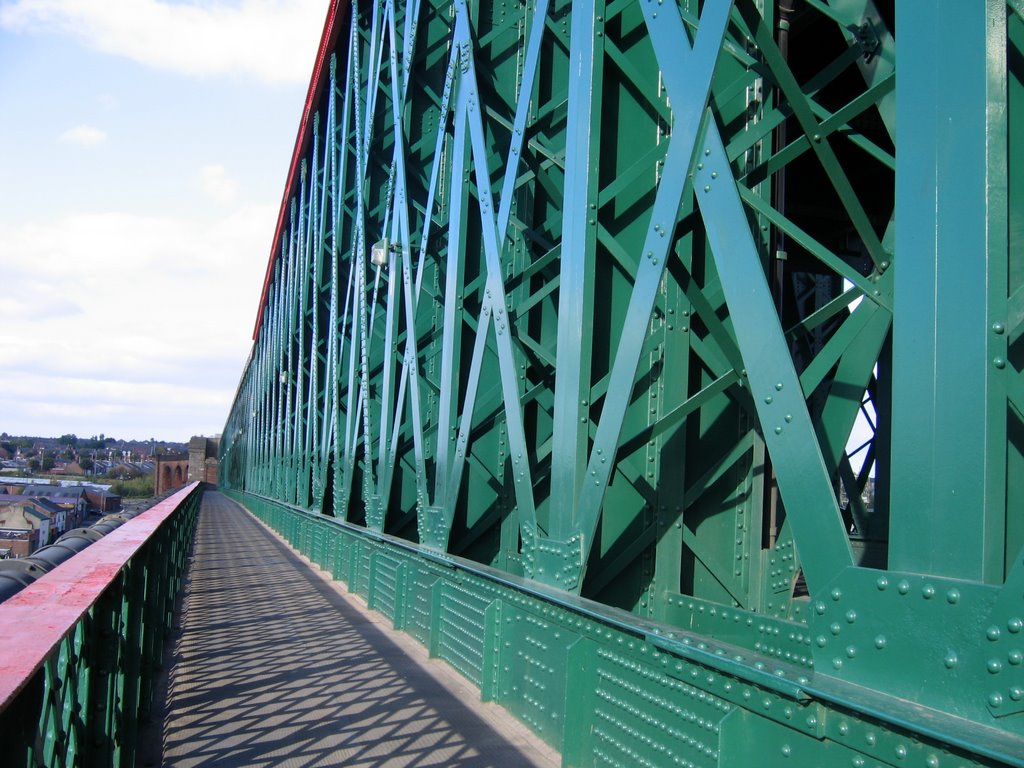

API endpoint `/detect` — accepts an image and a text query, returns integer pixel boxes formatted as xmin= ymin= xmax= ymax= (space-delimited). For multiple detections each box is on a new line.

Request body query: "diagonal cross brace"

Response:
xmin=451 ymin=2 xmax=539 ymax=532
xmin=426 ymin=0 xmax=553 ymax=546
xmin=377 ymin=0 xmax=430 ymax=512
xmin=692 ymin=124 xmax=854 ymax=593
xmin=566 ymin=0 xmax=851 ymax=595
xmin=421 ymin=0 xmax=557 ymax=548
xmin=560 ymin=0 xmax=734 ymax=589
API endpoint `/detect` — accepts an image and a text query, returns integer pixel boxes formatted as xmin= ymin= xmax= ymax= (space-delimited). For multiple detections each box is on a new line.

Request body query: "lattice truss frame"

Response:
xmin=221 ymin=0 xmax=1024 ymax=735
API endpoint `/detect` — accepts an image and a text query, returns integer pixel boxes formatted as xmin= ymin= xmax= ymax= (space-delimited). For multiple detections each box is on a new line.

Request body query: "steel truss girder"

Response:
xmin=219 ymin=0 xmax=1024 ymax=762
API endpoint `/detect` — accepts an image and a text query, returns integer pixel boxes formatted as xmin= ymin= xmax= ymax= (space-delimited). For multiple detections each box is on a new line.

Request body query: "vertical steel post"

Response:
xmin=890 ymin=0 xmax=1008 ymax=582
xmin=548 ymin=0 xmax=603 ymax=540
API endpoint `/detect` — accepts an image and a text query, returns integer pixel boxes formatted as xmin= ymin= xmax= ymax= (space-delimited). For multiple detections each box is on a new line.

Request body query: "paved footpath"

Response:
xmin=149 ymin=491 xmax=560 ymax=768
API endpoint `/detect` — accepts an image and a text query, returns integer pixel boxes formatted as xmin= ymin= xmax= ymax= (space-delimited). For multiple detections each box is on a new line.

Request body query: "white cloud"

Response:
xmin=200 ymin=164 xmax=240 ymax=204
xmin=59 ymin=124 xmax=106 ymax=145
xmin=0 ymin=0 xmax=324 ymax=84
xmin=0 ymin=206 xmax=274 ymax=439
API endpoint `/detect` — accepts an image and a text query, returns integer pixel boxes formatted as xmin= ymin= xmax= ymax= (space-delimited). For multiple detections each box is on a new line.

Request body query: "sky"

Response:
xmin=0 ymin=0 xmax=328 ymax=442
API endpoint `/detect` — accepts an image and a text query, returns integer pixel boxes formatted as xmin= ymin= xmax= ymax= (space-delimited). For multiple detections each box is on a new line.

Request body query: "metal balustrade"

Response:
xmin=0 ymin=483 xmax=201 ymax=768
xmin=233 ymin=489 xmax=1024 ymax=767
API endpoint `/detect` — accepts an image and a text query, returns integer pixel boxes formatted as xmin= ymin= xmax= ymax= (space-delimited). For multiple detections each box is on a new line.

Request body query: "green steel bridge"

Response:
xmin=4 ymin=0 xmax=1024 ymax=765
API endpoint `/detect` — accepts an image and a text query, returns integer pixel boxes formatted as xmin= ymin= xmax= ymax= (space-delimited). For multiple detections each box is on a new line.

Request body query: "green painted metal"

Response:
xmin=234 ymin=491 xmax=1022 ymax=766
xmin=889 ymin=0 xmax=1009 ymax=584
xmin=221 ymin=0 xmax=1024 ymax=764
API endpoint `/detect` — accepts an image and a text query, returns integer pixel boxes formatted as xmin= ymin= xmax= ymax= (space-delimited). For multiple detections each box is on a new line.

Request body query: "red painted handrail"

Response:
xmin=0 ymin=482 xmax=200 ymax=708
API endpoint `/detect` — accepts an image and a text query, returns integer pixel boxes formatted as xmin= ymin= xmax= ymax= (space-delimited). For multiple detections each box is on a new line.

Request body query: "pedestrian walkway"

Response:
xmin=151 ymin=491 xmax=560 ymax=767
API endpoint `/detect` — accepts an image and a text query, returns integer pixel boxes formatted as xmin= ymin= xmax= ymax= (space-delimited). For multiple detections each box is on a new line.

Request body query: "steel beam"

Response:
xmin=890 ymin=0 xmax=1008 ymax=582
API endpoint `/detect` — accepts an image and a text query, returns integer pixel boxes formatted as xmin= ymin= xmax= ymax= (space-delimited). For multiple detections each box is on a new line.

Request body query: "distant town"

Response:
xmin=0 ymin=432 xmax=219 ymax=559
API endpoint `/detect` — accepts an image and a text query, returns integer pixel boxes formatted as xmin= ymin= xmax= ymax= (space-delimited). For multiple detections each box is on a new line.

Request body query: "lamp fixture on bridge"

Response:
xmin=370 ymin=237 xmax=399 ymax=267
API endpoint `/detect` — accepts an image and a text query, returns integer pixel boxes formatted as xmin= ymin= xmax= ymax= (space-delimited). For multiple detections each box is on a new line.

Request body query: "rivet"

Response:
xmin=988 ymin=658 xmax=1003 ymax=674
xmin=830 ymin=623 xmax=842 ymax=635
xmin=944 ymin=653 xmax=958 ymax=669
xmin=874 ymin=635 xmax=886 ymax=649
xmin=1010 ymin=650 xmax=1023 ymax=665
xmin=781 ymin=745 xmax=791 ymax=758
xmin=876 ymin=577 xmax=889 ymax=591
xmin=897 ymin=580 xmax=910 ymax=595
xmin=775 ymin=382 xmax=784 ymax=391
xmin=845 ymin=609 xmax=857 ymax=623
xmin=1011 ymin=687 xmax=1024 ymax=701
xmin=922 ymin=584 xmax=935 ymax=599
xmin=765 ymin=395 xmax=774 ymax=404
xmin=946 ymin=589 xmax=960 ymax=604
xmin=994 ymin=357 xmax=1007 ymax=369
xmin=989 ymin=692 xmax=1004 ymax=708
xmin=703 ymin=185 xmax=711 ymax=193
xmin=832 ymin=658 xmax=843 ymax=669
xmin=815 ymin=601 xmax=827 ymax=615
xmin=1009 ymin=618 xmax=1023 ymax=633
xmin=895 ymin=744 xmax=907 ymax=760
xmin=926 ymin=755 xmax=940 ymax=768
xmin=774 ymin=426 xmax=783 ymax=435
xmin=846 ymin=645 xmax=857 ymax=659
xmin=988 ymin=625 xmax=1002 ymax=641
xmin=993 ymin=322 xmax=1006 ymax=335
xmin=831 ymin=588 xmax=842 ymax=601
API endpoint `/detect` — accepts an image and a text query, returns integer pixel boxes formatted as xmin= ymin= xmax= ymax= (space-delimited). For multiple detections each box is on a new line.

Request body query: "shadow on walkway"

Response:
xmin=154 ymin=491 xmax=554 ymax=768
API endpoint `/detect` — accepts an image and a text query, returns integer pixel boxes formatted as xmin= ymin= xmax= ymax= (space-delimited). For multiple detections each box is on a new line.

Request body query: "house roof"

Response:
xmin=85 ymin=488 xmax=118 ymax=499
xmin=22 ymin=506 xmax=48 ymax=522
xmin=1 ymin=496 xmax=66 ymax=514
xmin=0 ymin=502 xmax=48 ymax=528
xmin=27 ymin=486 xmax=85 ymax=498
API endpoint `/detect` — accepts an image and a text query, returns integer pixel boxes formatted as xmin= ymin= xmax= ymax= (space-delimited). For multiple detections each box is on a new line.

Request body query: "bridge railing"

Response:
xmin=0 ymin=483 xmax=201 ymax=768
